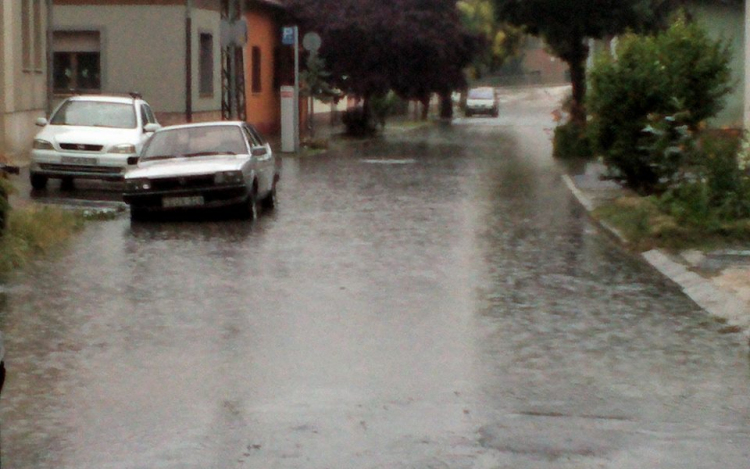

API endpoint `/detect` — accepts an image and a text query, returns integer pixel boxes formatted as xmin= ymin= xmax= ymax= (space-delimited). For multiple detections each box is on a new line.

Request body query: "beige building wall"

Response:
xmin=746 ymin=0 xmax=750 ymax=128
xmin=55 ymin=4 xmax=222 ymax=123
xmin=0 ymin=0 xmax=48 ymax=164
xmin=691 ymin=3 xmax=745 ymax=129
xmin=54 ymin=5 xmax=185 ymax=112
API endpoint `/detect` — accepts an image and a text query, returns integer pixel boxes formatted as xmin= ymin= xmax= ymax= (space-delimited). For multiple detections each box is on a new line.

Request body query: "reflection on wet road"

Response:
xmin=0 ymin=87 xmax=748 ymax=468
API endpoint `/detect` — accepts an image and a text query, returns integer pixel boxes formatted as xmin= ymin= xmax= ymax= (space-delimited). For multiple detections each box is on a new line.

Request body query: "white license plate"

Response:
xmin=162 ymin=195 xmax=204 ymax=208
xmin=61 ymin=156 xmax=98 ymax=165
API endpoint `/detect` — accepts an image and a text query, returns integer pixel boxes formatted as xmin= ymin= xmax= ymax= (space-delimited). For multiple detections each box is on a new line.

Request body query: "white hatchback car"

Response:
xmin=30 ymin=93 xmax=160 ymax=189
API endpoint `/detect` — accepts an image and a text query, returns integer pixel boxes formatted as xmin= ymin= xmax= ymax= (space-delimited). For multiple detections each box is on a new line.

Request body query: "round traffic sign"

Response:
xmin=302 ymin=32 xmax=322 ymax=52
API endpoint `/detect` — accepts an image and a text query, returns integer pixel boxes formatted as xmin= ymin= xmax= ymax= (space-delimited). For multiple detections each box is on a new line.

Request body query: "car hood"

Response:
xmin=36 ymin=125 xmax=142 ymax=145
xmin=126 ymin=155 xmax=247 ymax=179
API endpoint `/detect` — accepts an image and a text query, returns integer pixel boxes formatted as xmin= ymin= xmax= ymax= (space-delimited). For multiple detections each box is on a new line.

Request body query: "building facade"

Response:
xmin=53 ymin=0 xmax=225 ymax=125
xmin=0 ymin=0 xmax=49 ymax=165
xmin=243 ymin=0 xmax=285 ymax=134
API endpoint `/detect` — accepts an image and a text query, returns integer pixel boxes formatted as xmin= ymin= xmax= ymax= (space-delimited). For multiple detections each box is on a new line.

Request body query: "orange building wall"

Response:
xmin=244 ymin=10 xmax=280 ymax=135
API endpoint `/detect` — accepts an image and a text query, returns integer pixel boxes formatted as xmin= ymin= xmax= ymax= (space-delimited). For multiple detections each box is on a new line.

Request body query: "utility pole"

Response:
xmin=221 ymin=0 xmax=246 ymax=121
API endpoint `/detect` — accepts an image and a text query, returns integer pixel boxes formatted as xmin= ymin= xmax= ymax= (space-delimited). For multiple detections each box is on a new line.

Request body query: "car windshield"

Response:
xmin=141 ymin=126 xmax=247 ymax=161
xmin=50 ymin=100 xmax=137 ymax=128
xmin=468 ymin=88 xmax=494 ymax=100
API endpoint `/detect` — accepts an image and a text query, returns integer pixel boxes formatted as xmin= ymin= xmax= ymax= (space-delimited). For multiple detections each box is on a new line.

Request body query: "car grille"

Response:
xmin=151 ymin=175 xmax=216 ymax=191
xmin=60 ymin=143 xmax=104 ymax=152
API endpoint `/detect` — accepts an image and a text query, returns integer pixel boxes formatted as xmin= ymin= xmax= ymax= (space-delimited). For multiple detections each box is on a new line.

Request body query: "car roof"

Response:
xmin=66 ymin=95 xmax=142 ymax=105
xmin=156 ymin=121 xmax=246 ymax=132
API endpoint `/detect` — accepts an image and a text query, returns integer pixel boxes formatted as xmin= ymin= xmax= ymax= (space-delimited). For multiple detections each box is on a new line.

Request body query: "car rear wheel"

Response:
xmin=60 ymin=177 xmax=75 ymax=191
xmin=30 ymin=173 xmax=48 ymax=190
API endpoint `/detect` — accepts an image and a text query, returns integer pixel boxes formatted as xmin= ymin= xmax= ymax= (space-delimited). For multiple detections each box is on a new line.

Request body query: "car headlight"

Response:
xmin=125 ymin=178 xmax=151 ymax=191
xmin=33 ymin=139 xmax=54 ymax=150
xmin=214 ymin=171 xmax=243 ymax=185
xmin=111 ymin=144 xmax=137 ymax=154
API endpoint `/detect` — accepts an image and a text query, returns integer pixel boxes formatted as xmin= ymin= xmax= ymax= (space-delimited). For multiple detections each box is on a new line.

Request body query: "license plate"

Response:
xmin=61 ymin=156 xmax=98 ymax=165
xmin=162 ymin=195 xmax=204 ymax=208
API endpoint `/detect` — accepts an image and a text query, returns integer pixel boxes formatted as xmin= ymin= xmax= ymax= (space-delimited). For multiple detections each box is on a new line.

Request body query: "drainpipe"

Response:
xmin=46 ymin=0 xmax=53 ymax=114
xmin=185 ymin=0 xmax=193 ymax=122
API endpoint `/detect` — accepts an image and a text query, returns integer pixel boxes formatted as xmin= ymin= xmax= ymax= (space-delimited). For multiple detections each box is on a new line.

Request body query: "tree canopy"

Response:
xmin=287 ymin=0 xmax=479 ymax=118
xmin=458 ymin=0 xmax=525 ymax=78
xmin=494 ymin=0 xmax=675 ymax=123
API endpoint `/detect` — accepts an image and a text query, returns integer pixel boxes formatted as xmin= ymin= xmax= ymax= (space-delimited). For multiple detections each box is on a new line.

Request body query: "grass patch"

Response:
xmin=594 ymin=195 xmax=750 ymax=252
xmin=0 ymin=204 xmax=85 ymax=274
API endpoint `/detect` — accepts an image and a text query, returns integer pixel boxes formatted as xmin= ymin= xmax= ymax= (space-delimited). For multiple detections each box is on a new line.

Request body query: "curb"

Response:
xmin=562 ymin=174 xmax=750 ymax=346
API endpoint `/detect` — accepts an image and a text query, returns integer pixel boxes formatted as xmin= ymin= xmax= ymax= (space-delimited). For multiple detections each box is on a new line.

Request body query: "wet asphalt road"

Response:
xmin=0 ymin=87 xmax=748 ymax=468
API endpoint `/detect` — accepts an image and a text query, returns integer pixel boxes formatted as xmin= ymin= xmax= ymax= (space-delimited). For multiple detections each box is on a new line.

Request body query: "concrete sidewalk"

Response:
xmin=563 ymin=164 xmax=750 ymax=346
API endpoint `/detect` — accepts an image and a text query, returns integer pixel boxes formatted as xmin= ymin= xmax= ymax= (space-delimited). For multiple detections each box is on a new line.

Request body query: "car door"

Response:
xmin=243 ymin=124 xmax=273 ymax=196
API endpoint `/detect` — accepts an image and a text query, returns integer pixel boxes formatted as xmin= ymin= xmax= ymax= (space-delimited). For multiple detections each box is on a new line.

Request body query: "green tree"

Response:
xmin=288 ymin=0 xmax=479 ymax=128
xmin=588 ymin=15 xmax=732 ymax=193
xmin=493 ymin=0 xmax=674 ymax=124
xmin=458 ymin=0 xmax=525 ymax=78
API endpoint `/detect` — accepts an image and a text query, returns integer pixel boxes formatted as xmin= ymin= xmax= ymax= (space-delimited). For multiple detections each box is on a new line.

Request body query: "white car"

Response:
xmin=465 ymin=87 xmax=499 ymax=117
xmin=30 ymin=93 xmax=160 ymax=189
xmin=122 ymin=122 xmax=280 ymax=221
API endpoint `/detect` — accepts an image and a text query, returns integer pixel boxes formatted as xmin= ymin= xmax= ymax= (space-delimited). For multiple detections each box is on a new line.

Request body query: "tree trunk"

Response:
xmin=439 ymin=91 xmax=453 ymax=119
xmin=420 ymin=95 xmax=430 ymax=120
xmin=564 ymin=37 xmax=590 ymax=126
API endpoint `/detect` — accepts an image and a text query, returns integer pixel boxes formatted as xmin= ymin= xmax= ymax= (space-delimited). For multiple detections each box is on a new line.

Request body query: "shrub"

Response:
xmin=588 ymin=14 xmax=732 ymax=194
xmin=342 ymin=107 xmax=376 ymax=137
xmin=552 ymin=121 xmax=592 ymax=159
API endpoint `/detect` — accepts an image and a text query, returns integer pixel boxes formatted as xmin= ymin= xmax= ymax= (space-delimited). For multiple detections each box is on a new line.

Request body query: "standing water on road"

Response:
xmin=0 ymin=86 xmax=748 ymax=468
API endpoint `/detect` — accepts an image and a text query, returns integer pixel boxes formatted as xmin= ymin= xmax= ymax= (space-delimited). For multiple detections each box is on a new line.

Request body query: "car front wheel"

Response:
xmin=262 ymin=184 xmax=277 ymax=211
xmin=238 ymin=191 xmax=259 ymax=220
xmin=30 ymin=173 xmax=48 ymax=190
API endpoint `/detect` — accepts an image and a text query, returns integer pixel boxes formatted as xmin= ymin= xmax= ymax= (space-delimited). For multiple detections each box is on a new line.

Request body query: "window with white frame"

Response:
xmin=53 ymin=31 xmax=101 ymax=92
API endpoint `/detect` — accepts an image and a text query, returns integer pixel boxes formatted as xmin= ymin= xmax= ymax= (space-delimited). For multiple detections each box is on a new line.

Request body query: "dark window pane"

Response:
xmin=53 ymin=52 xmax=72 ymax=91
xmin=199 ymin=33 xmax=213 ymax=95
xmin=252 ymin=46 xmax=261 ymax=93
xmin=76 ymin=52 xmax=100 ymax=90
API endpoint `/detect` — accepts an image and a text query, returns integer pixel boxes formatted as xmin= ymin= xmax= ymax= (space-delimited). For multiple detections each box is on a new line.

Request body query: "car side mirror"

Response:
xmin=252 ymin=147 xmax=267 ymax=157
xmin=143 ymin=123 xmax=161 ymax=133
xmin=35 ymin=117 xmax=48 ymax=127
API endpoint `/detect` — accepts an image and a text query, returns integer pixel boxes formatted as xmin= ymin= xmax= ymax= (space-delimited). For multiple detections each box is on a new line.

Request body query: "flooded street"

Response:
xmin=1 ymin=87 xmax=748 ymax=468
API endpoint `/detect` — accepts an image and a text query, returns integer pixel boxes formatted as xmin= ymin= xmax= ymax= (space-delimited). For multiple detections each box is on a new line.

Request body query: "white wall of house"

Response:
xmin=0 ymin=0 xmax=48 ymax=164
xmin=54 ymin=5 xmax=185 ymax=113
xmin=691 ymin=3 xmax=745 ymax=129
xmin=746 ymin=0 xmax=750 ymax=128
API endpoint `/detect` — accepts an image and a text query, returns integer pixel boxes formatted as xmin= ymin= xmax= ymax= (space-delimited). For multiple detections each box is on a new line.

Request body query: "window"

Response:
xmin=199 ymin=33 xmax=213 ymax=95
xmin=53 ymin=31 xmax=101 ymax=92
xmin=141 ymin=104 xmax=156 ymax=125
xmin=251 ymin=46 xmax=261 ymax=93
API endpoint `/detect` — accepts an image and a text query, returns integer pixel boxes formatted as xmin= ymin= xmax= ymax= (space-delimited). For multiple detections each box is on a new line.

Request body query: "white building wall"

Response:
xmin=746 ymin=0 xmax=750 ymax=128
xmin=55 ymin=5 xmax=222 ymax=120
xmin=0 ymin=0 xmax=48 ymax=165
xmin=55 ymin=5 xmax=185 ymax=113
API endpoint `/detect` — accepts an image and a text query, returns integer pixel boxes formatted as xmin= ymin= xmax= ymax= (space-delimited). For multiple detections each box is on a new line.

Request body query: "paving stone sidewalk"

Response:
xmin=563 ymin=163 xmax=750 ymax=345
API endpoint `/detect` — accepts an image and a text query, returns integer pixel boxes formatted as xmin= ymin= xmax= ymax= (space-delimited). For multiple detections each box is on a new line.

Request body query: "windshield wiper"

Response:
xmin=183 ymin=151 xmax=237 ymax=157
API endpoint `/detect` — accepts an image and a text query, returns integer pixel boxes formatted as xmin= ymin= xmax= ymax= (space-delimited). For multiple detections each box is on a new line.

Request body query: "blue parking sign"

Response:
xmin=282 ymin=27 xmax=295 ymax=45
